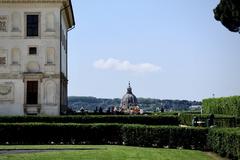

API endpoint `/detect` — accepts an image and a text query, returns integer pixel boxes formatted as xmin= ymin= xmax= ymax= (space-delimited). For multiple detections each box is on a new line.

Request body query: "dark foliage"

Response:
xmin=237 ymin=117 xmax=240 ymax=127
xmin=208 ymin=127 xmax=240 ymax=160
xmin=214 ymin=0 xmax=240 ymax=32
xmin=0 ymin=115 xmax=180 ymax=125
xmin=0 ymin=123 xmax=122 ymax=145
xmin=179 ymin=113 xmax=237 ymax=127
xmin=121 ymin=125 xmax=208 ymax=150
xmin=0 ymin=123 xmax=208 ymax=150
xmin=202 ymin=96 xmax=240 ymax=116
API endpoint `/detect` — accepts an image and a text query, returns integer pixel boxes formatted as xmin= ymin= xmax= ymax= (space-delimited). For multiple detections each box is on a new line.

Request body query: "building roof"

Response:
xmin=64 ymin=0 xmax=75 ymax=29
xmin=120 ymin=82 xmax=138 ymax=108
xmin=0 ymin=0 xmax=75 ymax=29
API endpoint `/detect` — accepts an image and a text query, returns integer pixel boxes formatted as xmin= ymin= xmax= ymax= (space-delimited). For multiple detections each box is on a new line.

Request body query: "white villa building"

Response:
xmin=0 ymin=0 xmax=75 ymax=115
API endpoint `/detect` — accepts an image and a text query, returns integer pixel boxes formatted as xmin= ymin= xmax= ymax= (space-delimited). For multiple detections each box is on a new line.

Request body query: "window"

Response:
xmin=26 ymin=14 xmax=39 ymax=37
xmin=0 ymin=57 xmax=6 ymax=65
xmin=29 ymin=47 xmax=37 ymax=55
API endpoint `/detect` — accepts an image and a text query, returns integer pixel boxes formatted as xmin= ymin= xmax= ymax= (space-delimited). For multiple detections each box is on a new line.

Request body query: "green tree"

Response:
xmin=214 ymin=0 xmax=240 ymax=33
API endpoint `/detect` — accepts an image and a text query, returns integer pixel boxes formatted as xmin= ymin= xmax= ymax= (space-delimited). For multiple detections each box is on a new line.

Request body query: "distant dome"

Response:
xmin=120 ymin=82 xmax=138 ymax=110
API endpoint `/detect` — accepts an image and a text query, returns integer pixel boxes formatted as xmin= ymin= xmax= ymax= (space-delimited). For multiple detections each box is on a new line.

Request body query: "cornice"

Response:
xmin=0 ymin=0 xmax=75 ymax=29
xmin=0 ymin=73 xmax=60 ymax=79
xmin=0 ymin=0 xmax=67 ymax=3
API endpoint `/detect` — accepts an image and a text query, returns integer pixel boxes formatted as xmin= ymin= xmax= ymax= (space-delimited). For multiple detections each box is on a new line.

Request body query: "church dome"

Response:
xmin=120 ymin=82 xmax=138 ymax=110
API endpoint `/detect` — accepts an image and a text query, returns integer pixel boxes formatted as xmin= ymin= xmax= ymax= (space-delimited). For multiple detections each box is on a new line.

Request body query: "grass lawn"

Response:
xmin=0 ymin=145 xmax=216 ymax=160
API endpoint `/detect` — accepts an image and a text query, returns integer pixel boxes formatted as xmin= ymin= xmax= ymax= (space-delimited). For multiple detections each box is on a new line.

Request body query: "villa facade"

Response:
xmin=0 ymin=0 xmax=75 ymax=115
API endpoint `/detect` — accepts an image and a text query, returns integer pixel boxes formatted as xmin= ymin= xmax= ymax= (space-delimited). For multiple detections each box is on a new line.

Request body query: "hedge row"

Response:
xmin=208 ymin=127 xmax=240 ymax=160
xmin=122 ymin=125 xmax=208 ymax=150
xmin=0 ymin=115 xmax=179 ymax=125
xmin=1 ymin=122 xmax=239 ymax=159
xmin=0 ymin=123 xmax=207 ymax=150
xmin=237 ymin=117 xmax=240 ymax=127
xmin=0 ymin=123 xmax=122 ymax=145
xmin=202 ymin=96 xmax=240 ymax=116
xmin=179 ymin=113 xmax=237 ymax=127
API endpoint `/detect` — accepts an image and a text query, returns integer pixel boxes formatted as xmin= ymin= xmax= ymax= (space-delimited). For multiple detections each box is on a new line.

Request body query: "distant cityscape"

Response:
xmin=68 ymin=96 xmax=201 ymax=113
xmin=68 ymin=83 xmax=201 ymax=113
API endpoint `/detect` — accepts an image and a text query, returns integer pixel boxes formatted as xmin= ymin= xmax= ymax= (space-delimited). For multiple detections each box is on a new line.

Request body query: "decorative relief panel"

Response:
xmin=0 ymin=49 xmax=7 ymax=65
xmin=0 ymin=15 xmax=8 ymax=32
xmin=0 ymin=82 xmax=14 ymax=101
xmin=0 ymin=57 xmax=6 ymax=65
xmin=27 ymin=61 xmax=40 ymax=72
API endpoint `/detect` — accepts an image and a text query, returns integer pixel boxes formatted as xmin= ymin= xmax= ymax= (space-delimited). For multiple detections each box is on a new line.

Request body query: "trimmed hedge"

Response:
xmin=179 ymin=113 xmax=237 ymax=127
xmin=0 ymin=123 xmax=207 ymax=150
xmin=180 ymin=114 xmax=209 ymax=126
xmin=122 ymin=125 xmax=208 ymax=150
xmin=0 ymin=123 xmax=122 ymax=145
xmin=202 ymin=96 xmax=240 ymax=116
xmin=207 ymin=127 xmax=240 ymax=160
xmin=151 ymin=112 xmax=179 ymax=116
xmin=0 ymin=115 xmax=179 ymax=125
xmin=237 ymin=117 xmax=240 ymax=127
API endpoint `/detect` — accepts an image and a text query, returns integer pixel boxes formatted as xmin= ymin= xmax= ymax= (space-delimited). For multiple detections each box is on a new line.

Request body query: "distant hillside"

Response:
xmin=68 ymin=96 xmax=201 ymax=112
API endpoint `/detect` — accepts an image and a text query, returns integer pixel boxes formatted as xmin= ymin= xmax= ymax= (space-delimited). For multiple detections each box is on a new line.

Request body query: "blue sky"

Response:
xmin=68 ymin=0 xmax=240 ymax=101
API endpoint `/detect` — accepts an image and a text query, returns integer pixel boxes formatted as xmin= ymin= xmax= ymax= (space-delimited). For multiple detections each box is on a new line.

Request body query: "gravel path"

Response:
xmin=0 ymin=148 xmax=106 ymax=155
xmin=205 ymin=152 xmax=229 ymax=160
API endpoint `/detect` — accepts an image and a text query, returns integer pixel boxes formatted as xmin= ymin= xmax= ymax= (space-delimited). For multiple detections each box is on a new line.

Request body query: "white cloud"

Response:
xmin=93 ymin=58 xmax=161 ymax=73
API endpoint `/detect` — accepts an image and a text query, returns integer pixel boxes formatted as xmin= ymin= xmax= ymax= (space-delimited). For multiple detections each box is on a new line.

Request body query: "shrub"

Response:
xmin=202 ymin=96 xmax=240 ymax=116
xmin=0 ymin=123 xmax=122 ymax=145
xmin=151 ymin=112 xmax=179 ymax=116
xmin=207 ymin=127 xmax=240 ymax=160
xmin=122 ymin=125 xmax=208 ymax=150
xmin=0 ymin=123 xmax=208 ymax=150
xmin=0 ymin=115 xmax=179 ymax=125
xmin=179 ymin=114 xmax=209 ymax=126
xmin=179 ymin=113 xmax=237 ymax=127
xmin=237 ymin=117 xmax=240 ymax=127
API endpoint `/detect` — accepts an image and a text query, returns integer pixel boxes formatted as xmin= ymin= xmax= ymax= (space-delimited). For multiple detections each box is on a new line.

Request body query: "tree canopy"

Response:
xmin=214 ymin=0 xmax=240 ymax=33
